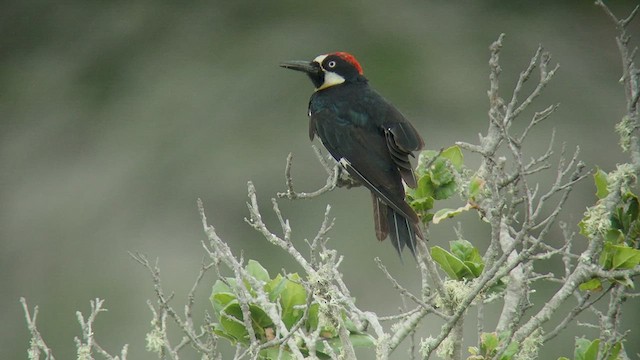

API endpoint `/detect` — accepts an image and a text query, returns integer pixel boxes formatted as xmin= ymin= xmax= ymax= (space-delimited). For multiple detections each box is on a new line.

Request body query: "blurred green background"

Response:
xmin=3 ymin=1 xmax=640 ymax=359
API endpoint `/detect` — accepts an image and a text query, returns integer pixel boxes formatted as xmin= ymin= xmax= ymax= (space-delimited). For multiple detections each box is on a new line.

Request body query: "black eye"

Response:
xmin=327 ymin=61 xmax=336 ymax=68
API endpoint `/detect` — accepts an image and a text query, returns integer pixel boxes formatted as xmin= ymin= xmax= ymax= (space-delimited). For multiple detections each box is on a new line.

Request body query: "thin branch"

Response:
xmin=129 ymin=252 xmax=213 ymax=355
xmin=543 ymin=286 xmax=613 ymax=342
xmin=21 ymin=298 xmax=56 ymax=360
xmin=277 ymin=151 xmax=339 ymax=200
xmin=375 ymin=257 xmax=449 ymax=319
xmin=278 ymin=145 xmax=362 ymax=200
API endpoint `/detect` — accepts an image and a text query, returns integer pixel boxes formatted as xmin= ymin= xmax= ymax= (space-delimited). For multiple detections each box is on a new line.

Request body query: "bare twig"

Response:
xmin=21 ymin=297 xmax=129 ymax=360
xmin=21 ymin=298 xmax=56 ymax=360
xmin=278 ymin=145 xmax=361 ymax=200
xmin=375 ymin=257 xmax=449 ymax=319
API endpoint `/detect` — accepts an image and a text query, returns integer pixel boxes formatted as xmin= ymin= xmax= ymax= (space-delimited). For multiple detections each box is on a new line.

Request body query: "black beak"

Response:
xmin=280 ymin=60 xmax=320 ymax=75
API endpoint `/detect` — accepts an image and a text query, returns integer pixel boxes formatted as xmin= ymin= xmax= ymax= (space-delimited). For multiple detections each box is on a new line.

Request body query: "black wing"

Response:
xmin=310 ymin=109 xmax=418 ymax=223
xmin=382 ymin=107 xmax=424 ymax=188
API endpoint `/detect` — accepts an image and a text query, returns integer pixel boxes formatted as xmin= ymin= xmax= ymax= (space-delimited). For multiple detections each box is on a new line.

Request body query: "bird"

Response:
xmin=280 ymin=52 xmax=425 ymax=257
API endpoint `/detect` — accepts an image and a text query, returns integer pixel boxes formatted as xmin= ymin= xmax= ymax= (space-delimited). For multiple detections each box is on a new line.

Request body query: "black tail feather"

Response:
xmin=371 ymin=192 xmax=423 ymax=259
xmin=372 ymin=193 xmax=389 ymax=241
xmin=387 ymin=208 xmax=418 ymax=258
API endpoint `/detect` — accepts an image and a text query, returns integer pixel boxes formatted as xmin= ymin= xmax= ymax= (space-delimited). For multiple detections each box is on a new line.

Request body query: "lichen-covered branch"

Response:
xmin=21 ymin=297 xmax=129 ymax=360
xmin=21 ymin=298 xmax=56 ymax=360
xmin=277 ymin=145 xmax=361 ymax=200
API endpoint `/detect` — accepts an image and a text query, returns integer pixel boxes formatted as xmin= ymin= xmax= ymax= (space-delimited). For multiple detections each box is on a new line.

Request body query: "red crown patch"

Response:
xmin=331 ymin=52 xmax=364 ymax=75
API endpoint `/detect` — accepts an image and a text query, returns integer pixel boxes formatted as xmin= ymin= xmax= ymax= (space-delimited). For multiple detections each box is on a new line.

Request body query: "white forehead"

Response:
xmin=313 ymin=54 xmax=328 ymax=64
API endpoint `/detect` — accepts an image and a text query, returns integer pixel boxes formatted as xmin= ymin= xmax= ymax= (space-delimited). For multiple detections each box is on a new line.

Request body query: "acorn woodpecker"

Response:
xmin=281 ymin=52 xmax=425 ymax=257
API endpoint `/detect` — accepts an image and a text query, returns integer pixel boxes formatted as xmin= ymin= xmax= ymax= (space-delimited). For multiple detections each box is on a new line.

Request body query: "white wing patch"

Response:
xmin=338 ymin=157 xmax=351 ymax=169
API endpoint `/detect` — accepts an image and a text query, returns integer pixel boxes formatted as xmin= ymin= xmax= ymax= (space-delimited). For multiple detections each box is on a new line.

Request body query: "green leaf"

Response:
xmin=433 ymin=181 xmax=457 ymax=200
xmin=623 ymin=193 xmax=639 ymax=227
xmin=246 ymin=259 xmax=270 ymax=283
xmin=612 ymin=276 xmax=635 ymax=288
xmin=260 ymin=347 xmax=295 ymax=360
xmin=407 ymin=173 xmax=437 ymax=217
xmin=450 ymin=240 xmax=484 ymax=277
xmin=429 ymin=160 xmax=455 ymax=187
xmin=211 ymin=292 xmax=237 ymax=314
xmin=441 ymin=145 xmax=464 ymax=171
xmin=605 ymin=229 xmax=624 ymax=245
xmin=583 ymin=339 xmax=601 ymax=360
xmin=575 ymin=338 xmax=600 ymax=360
xmin=414 ymin=174 xmax=436 ymax=199
xmin=409 ymin=147 xmax=465 ymax=217
xmin=450 ymin=240 xmax=477 ymax=261
xmin=432 ymin=204 xmax=473 ymax=224
xmin=348 ymin=333 xmax=376 ymax=347
xmin=218 ymin=302 xmax=274 ymax=344
xmin=408 ymin=194 xmax=435 ymax=213
xmin=465 ymin=261 xmax=485 ymax=278
xmin=279 ymin=274 xmax=307 ymax=329
xmin=599 ymin=243 xmax=615 ymax=269
xmin=211 ymin=280 xmax=236 ymax=314
xmin=212 ymin=279 xmax=232 ymax=293
xmin=606 ymin=342 xmax=622 ymax=360
xmin=594 ymin=168 xmax=609 ymax=199
xmin=611 ymin=245 xmax=640 ymax=269
xmin=579 ymin=278 xmax=603 ymax=292
xmin=500 ymin=341 xmax=519 ymax=360
xmin=344 ymin=317 xmax=359 ymax=333
xmin=212 ymin=322 xmax=238 ymax=343
xmin=468 ymin=176 xmax=485 ymax=199
xmin=493 ymin=331 xmax=519 ymax=360
xmin=422 ymin=213 xmax=434 ymax=223
xmin=601 ymin=243 xmax=640 ymax=270
xmin=316 ymin=333 xmax=376 ymax=355
xmin=306 ymin=303 xmax=320 ymax=331
xmin=219 ymin=302 xmax=250 ymax=344
xmin=611 ymin=192 xmax=640 ymax=236
xmin=416 ymin=150 xmax=440 ymax=176
xmin=628 ymin=220 xmax=640 ymax=247
xmin=480 ymin=333 xmax=499 ymax=354
xmin=431 ymin=246 xmax=472 ymax=280
xmin=249 ymin=304 xmax=274 ymax=330
xmin=265 ymin=274 xmax=286 ymax=301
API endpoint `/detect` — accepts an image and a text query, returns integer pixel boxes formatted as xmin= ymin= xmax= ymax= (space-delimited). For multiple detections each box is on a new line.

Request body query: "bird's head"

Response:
xmin=280 ymin=52 xmax=365 ymax=91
